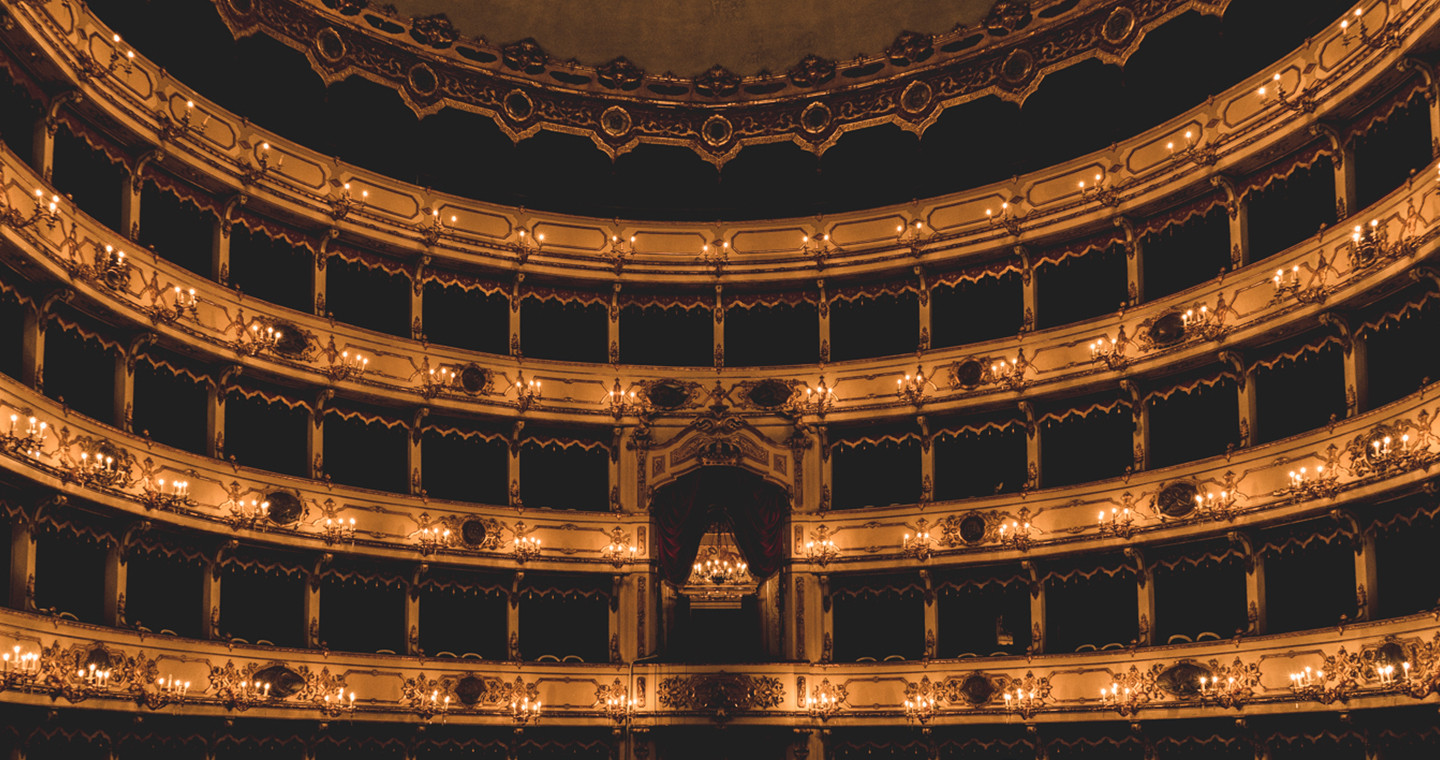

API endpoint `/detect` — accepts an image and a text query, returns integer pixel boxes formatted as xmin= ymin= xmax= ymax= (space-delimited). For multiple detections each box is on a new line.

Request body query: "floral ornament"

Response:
xmin=788 ymin=55 xmax=836 ymax=88
xmin=695 ymin=65 xmax=741 ymax=98
xmin=886 ymin=31 xmax=935 ymax=66
xmin=598 ymin=57 xmax=643 ymax=90
xmin=409 ymin=14 xmax=459 ymax=49
xmin=502 ymin=38 xmax=548 ymax=75
xmin=985 ymin=0 xmax=1035 ymax=36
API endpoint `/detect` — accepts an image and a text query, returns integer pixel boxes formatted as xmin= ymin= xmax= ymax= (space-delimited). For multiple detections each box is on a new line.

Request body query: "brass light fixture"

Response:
xmin=3 ymin=415 xmax=48 ymax=457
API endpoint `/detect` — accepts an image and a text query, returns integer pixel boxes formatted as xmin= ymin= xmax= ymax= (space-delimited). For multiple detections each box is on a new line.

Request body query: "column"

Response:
xmin=205 ymin=383 xmax=225 ymax=459
xmin=915 ymin=267 xmax=931 ymax=353
xmin=1241 ymin=536 xmax=1267 ymax=635
xmin=610 ymin=574 xmax=625 ymax=663
xmin=509 ymin=274 xmax=523 ymax=357
xmin=817 ymin=280 xmax=830 ymax=364
xmin=409 ymin=256 xmax=425 ymax=341
xmin=1135 ymin=562 xmax=1156 ymax=647
xmin=508 ymin=574 xmax=523 ymax=661
xmin=102 ymin=544 xmax=126 ymax=627
xmin=789 ymin=731 xmax=825 ymax=760
xmin=311 ymin=243 xmax=328 ymax=317
xmin=1354 ymin=533 xmax=1379 ymax=621
xmin=1124 ymin=381 xmax=1149 ymax=472
xmin=1022 ymin=403 xmax=1042 ymax=490
xmin=1124 ymin=234 xmax=1144 ymax=306
xmin=8 ymin=522 xmax=36 ymax=610
xmin=112 ymin=351 xmax=134 ymax=433
xmin=921 ymin=571 xmax=938 ymax=659
xmin=303 ymin=574 xmax=321 ymax=648
xmin=508 ymin=439 xmax=522 ymax=509
xmin=1018 ymin=245 xmax=1037 ymax=332
xmin=121 ymin=171 xmax=142 ymax=241
xmin=918 ymin=417 xmax=934 ymax=505
xmin=306 ymin=410 xmax=324 ymax=480
xmin=1028 ymin=578 xmax=1046 ymax=655
xmin=1223 ymin=351 xmax=1259 ymax=449
xmin=405 ymin=584 xmax=422 ymax=655
xmin=713 ymin=285 xmax=725 ymax=368
xmin=1230 ymin=197 xmax=1252 ymax=269
xmin=210 ymin=217 xmax=231 ymax=286
xmin=608 ymin=284 xmax=621 ymax=365
xmin=32 ymin=109 xmax=55 ymax=181
xmin=1342 ymin=334 xmax=1370 ymax=417
xmin=818 ymin=574 xmax=834 ymax=663
xmin=201 ymin=562 xmax=221 ymax=639
xmin=20 ymin=310 xmax=45 ymax=391
xmin=1334 ymin=139 xmax=1358 ymax=221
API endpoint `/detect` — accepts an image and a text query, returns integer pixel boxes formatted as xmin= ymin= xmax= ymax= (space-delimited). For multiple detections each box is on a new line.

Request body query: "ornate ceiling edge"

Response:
xmin=211 ymin=0 xmax=1233 ymax=165
xmin=0 ymin=0 xmax=1424 ymax=285
xmin=0 ymin=605 xmax=1434 ymax=723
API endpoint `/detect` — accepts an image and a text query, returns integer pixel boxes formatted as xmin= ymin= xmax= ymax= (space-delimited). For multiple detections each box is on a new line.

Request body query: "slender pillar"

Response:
xmin=818 ymin=574 xmax=834 ymax=663
xmin=507 ymin=574 xmax=523 ymax=661
xmin=916 ymin=267 xmax=931 ymax=353
xmin=303 ymin=574 xmax=321 ymax=648
xmin=817 ymin=280 xmax=830 ymax=364
xmin=1342 ymin=335 xmax=1370 ymax=417
xmin=306 ymin=410 xmax=324 ymax=480
xmin=101 ymin=544 xmax=126 ymax=627
xmin=20 ymin=310 xmax=45 ymax=391
xmin=311 ymin=247 xmax=327 ymax=318
xmin=508 ymin=439 xmax=522 ymax=509
xmin=201 ymin=562 xmax=221 ymax=639
xmin=8 ymin=522 xmax=36 ymax=610
xmin=1354 ymin=533 xmax=1380 ymax=621
xmin=1125 ymin=239 xmax=1144 ymax=306
xmin=112 ymin=352 xmax=134 ymax=433
xmin=1136 ymin=565 xmax=1156 ymax=647
xmin=509 ymin=275 xmax=523 ymax=358
xmin=610 ymin=574 xmax=625 ymax=663
xmin=1334 ymin=140 xmax=1359 ymax=220
xmin=1237 ymin=365 xmax=1259 ymax=449
xmin=206 ymin=384 xmax=226 ymax=459
xmin=121 ymin=171 xmax=142 ymax=241
xmin=1230 ymin=199 xmax=1252 ymax=269
xmin=1019 ymin=246 xmax=1037 ymax=332
xmin=713 ymin=285 xmax=725 ymax=368
xmin=404 ymin=584 xmax=421 ymax=655
xmin=1024 ymin=413 xmax=1042 ymax=491
xmin=608 ymin=284 xmax=621 ymax=365
xmin=1125 ymin=383 xmax=1150 ymax=472
xmin=1028 ymin=575 xmax=1046 ymax=655
xmin=407 ymin=426 xmax=423 ymax=497
xmin=32 ymin=111 xmax=55 ymax=182
xmin=921 ymin=571 xmax=938 ymax=659
xmin=409 ymin=258 xmax=425 ymax=341
xmin=790 ymin=731 xmax=825 ymax=760
xmin=1245 ymin=551 xmax=1267 ymax=636
xmin=210 ymin=218 xmax=231 ymax=287
xmin=919 ymin=433 xmax=935 ymax=506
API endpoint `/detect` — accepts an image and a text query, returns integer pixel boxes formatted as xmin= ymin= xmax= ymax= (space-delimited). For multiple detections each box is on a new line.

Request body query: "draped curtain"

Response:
xmin=653 ymin=466 xmax=789 ymax=585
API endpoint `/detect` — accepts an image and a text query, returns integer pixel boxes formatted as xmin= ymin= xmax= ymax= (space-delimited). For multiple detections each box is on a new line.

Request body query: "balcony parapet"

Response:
xmin=2 ymin=143 xmax=1437 ymax=425
xmin=0 ymin=0 xmax=1437 ymax=285
xmin=0 ymin=606 xmax=1435 ymax=726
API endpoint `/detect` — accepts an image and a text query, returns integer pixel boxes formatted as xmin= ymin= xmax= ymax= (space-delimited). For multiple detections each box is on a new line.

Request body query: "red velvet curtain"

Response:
xmin=653 ymin=466 xmax=789 ymax=585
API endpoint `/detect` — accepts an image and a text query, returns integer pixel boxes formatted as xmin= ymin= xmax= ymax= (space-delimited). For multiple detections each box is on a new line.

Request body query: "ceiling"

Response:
xmin=376 ymin=0 xmax=996 ymax=77
xmin=86 ymin=0 xmax=1357 ymax=221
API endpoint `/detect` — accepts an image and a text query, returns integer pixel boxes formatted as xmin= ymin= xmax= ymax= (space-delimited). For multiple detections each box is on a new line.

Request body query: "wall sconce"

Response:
xmin=79 ymin=33 xmax=135 ymax=80
xmin=1257 ymin=73 xmax=1314 ymax=114
xmin=1195 ymin=489 xmax=1239 ymax=521
xmin=321 ymin=515 xmax=357 ymax=545
xmin=320 ymin=686 xmax=357 ymax=717
xmin=514 ymin=522 xmax=542 ymax=563
xmin=1165 ymin=130 xmax=1216 ymax=167
xmin=227 ymin=678 xmax=271 ymax=710
xmin=73 ymin=662 xmax=115 ymax=695
xmin=597 ymin=680 xmax=636 ymax=728
xmin=420 ymin=209 xmax=457 ymax=246
xmin=150 ymin=285 xmax=199 ymax=325
xmin=1287 ymin=666 xmax=1337 ymax=702
xmin=158 ymin=100 xmax=210 ymax=143
xmin=414 ymin=513 xmax=452 ymax=556
xmin=608 ymin=234 xmax=636 ymax=273
xmin=513 ymin=371 xmax=542 ymax=411
xmin=1078 ymin=172 xmax=1120 ymax=207
xmin=86 ymin=244 xmax=130 ymax=291
xmin=699 ymin=240 xmax=730 ymax=273
xmin=985 ymin=203 xmax=1022 ymax=236
xmin=327 ymin=349 xmax=369 ymax=382
xmin=997 ymin=519 xmax=1033 ymax=552
xmin=1 ymin=645 xmax=42 ymax=691
xmin=1002 ymin=688 xmax=1042 ymax=718
xmin=73 ymin=445 xmax=128 ymax=489
xmin=1341 ymin=6 xmax=1397 ymax=50
xmin=1271 ymin=264 xmax=1302 ymax=297
xmin=1351 ymin=219 xmax=1385 ymax=267
xmin=1 ymin=189 xmax=62 ymax=231
xmin=805 ymin=525 xmax=839 ymax=567
xmin=1088 ymin=335 xmax=1128 ymax=371
xmin=607 ymin=380 xmax=649 ymax=420
xmin=902 ymin=518 xmax=932 ymax=561
xmin=141 ymin=476 xmax=191 ymax=511
xmin=227 ymin=497 xmax=270 ymax=529
xmin=241 ymin=142 xmax=283 ymax=185
xmin=1280 ymin=463 xmax=1339 ymax=499
xmin=786 ymin=378 xmax=837 ymax=417
xmin=329 ymin=183 xmax=368 ymax=220
xmin=1097 ymin=507 xmax=1136 ymax=539
xmin=808 ymin=679 xmax=842 ymax=721
xmin=1098 ymin=682 xmax=1143 ymax=716
xmin=802 ymin=233 xmax=834 ymax=262
xmin=413 ymin=688 xmax=451 ymax=719
xmin=516 ymin=229 xmax=545 ymax=263
xmin=3 ymin=414 xmax=48 ymax=457
xmin=896 ymin=368 xmax=930 ymax=405
xmin=896 ymin=220 xmax=927 ymax=249
xmin=1350 ymin=423 xmax=1429 ymax=476
xmin=903 ymin=677 xmax=938 ymax=730
xmin=1374 ymin=661 xmax=1412 ymax=688
xmin=149 ymin=675 xmax=194 ymax=708
xmin=510 ymin=692 xmax=543 ymax=728
xmin=602 ymin=528 xmax=637 ymax=568
xmin=237 ymin=319 xmax=283 ymax=357
xmin=419 ymin=362 xmax=457 ymax=399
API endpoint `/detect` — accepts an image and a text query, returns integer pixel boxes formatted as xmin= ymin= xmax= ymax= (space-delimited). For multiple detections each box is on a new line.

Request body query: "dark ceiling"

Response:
xmin=89 ymin=0 xmax=1356 ymax=221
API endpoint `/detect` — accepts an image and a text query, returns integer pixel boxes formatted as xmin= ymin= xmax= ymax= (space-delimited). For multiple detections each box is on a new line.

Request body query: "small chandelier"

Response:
xmin=808 ymin=679 xmax=842 ymax=721
xmin=693 ymin=545 xmax=749 ymax=586
xmin=1097 ymin=507 xmax=1136 ymax=539
xmin=597 ymin=679 xmax=636 ymax=728
xmin=142 ymin=476 xmax=192 ymax=511
xmin=3 ymin=415 xmax=48 ymax=457
xmin=1002 ymin=687 xmax=1041 ymax=718
xmin=1195 ymin=489 xmax=1239 ymax=521
xmin=320 ymin=686 xmax=357 ymax=717
xmin=997 ymin=519 xmax=1033 ymax=552
xmin=414 ymin=513 xmax=452 ymax=555
xmin=228 ymin=497 xmax=270 ymax=529
xmin=510 ymin=693 xmax=542 ymax=727
xmin=903 ymin=676 xmax=939 ymax=729
xmin=327 ymin=349 xmax=369 ymax=382
xmin=419 ymin=362 xmax=458 ymax=399
xmin=2 ymin=188 xmax=63 ymax=231
xmin=513 ymin=371 xmax=542 ymax=411
xmin=896 ymin=368 xmax=929 ymax=405
xmin=902 ymin=518 xmax=932 ymax=561
xmin=73 ymin=445 xmax=127 ymax=488
xmin=238 ymin=319 xmax=283 ymax=357
xmin=785 ymin=378 xmax=837 ymax=417
xmin=805 ymin=525 xmax=839 ymax=567
xmin=602 ymin=528 xmax=637 ymax=568
xmin=1 ymin=645 xmax=42 ymax=690
xmin=514 ymin=523 xmax=542 ymax=563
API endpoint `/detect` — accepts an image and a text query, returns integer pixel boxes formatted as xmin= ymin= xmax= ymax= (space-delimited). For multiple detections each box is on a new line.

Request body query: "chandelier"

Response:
xmin=3 ymin=414 xmax=48 ymax=457
xmin=693 ymin=545 xmax=749 ymax=586
xmin=683 ymin=525 xmax=756 ymax=609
